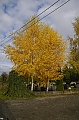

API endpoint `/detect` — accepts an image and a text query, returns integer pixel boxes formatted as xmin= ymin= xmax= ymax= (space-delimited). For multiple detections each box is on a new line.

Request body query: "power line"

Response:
xmin=21 ymin=0 xmax=71 ymax=34
xmin=0 ymin=0 xmax=70 ymax=46
xmin=0 ymin=0 xmax=60 ymax=45
xmin=40 ymin=0 xmax=70 ymax=22
xmin=0 ymin=0 xmax=70 ymax=47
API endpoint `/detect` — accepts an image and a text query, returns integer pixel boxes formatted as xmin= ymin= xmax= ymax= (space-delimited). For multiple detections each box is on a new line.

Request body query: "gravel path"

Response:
xmin=4 ymin=94 xmax=79 ymax=120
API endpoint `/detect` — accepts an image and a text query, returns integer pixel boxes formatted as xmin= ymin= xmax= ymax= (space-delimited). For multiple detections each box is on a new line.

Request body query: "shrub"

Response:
xmin=5 ymin=70 xmax=35 ymax=98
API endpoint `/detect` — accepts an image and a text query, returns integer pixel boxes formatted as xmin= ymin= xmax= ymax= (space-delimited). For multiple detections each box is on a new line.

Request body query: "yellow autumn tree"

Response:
xmin=35 ymin=25 xmax=66 ymax=91
xmin=4 ymin=16 xmax=66 ymax=91
xmin=68 ymin=17 xmax=79 ymax=73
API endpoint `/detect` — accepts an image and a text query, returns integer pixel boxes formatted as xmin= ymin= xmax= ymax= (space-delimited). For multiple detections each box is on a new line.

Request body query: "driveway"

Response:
xmin=4 ymin=94 xmax=79 ymax=120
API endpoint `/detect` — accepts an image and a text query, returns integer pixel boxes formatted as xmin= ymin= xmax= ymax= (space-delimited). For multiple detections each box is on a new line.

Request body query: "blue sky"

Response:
xmin=0 ymin=0 xmax=79 ymax=74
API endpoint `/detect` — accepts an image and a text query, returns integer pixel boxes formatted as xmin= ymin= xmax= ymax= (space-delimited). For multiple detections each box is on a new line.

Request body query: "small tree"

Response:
xmin=1 ymin=72 xmax=8 ymax=85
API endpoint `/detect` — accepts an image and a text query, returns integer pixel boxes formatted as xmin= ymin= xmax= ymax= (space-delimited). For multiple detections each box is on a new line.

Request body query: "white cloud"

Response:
xmin=0 ymin=52 xmax=13 ymax=74
xmin=0 ymin=0 xmax=79 ymax=74
xmin=0 ymin=65 xmax=11 ymax=75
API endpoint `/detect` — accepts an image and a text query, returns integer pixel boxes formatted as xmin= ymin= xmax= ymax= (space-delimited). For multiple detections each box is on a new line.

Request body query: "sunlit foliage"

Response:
xmin=4 ymin=16 xmax=66 ymax=91
xmin=68 ymin=17 xmax=79 ymax=73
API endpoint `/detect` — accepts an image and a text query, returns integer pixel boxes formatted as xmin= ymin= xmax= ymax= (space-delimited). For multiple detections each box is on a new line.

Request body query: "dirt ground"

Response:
xmin=3 ymin=94 xmax=79 ymax=120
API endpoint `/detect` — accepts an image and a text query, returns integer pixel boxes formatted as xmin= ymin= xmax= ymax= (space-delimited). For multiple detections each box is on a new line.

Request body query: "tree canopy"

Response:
xmin=4 ymin=16 xmax=66 ymax=91
xmin=68 ymin=17 xmax=79 ymax=74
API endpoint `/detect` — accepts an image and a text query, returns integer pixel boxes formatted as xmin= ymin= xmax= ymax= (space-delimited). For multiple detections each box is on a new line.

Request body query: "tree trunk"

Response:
xmin=46 ymin=79 xmax=49 ymax=92
xmin=31 ymin=76 xmax=33 ymax=91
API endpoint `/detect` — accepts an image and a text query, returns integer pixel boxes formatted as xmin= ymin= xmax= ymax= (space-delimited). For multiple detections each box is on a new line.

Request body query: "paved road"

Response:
xmin=0 ymin=94 xmax=79 ymax=120
xmin=5 ymin=94 xmax=79 ymax=120
xmin=0 ymin=100 xmax=7 ymax=120
xmin=0 ymin=100 xmax=15 ymax=120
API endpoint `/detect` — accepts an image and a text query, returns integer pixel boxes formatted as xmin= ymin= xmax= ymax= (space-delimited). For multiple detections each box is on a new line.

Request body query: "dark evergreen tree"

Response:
xmin=6 ymin=70 xmax=34 ymax=98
